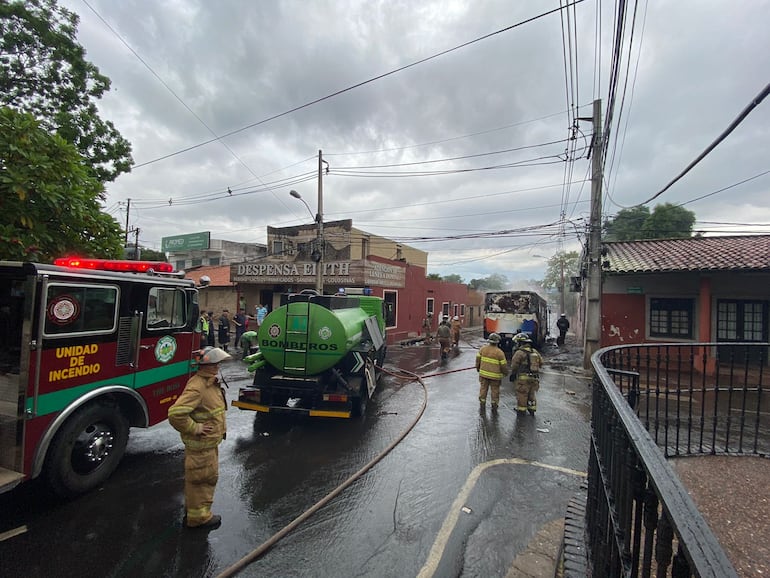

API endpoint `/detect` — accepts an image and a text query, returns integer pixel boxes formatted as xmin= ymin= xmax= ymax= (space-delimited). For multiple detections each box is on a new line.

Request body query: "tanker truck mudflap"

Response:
xmin=232 ymin=294 xmax=386 ymax=418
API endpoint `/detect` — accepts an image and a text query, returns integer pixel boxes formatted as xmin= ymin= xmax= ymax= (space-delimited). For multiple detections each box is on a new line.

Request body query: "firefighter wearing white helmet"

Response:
xmin=509 ymin=333 xmax=543 ymax=416
xmin=168 ymin=346 xmax=231 ymax=529
xmin=475 ymin=333 xmax=509 ymax=411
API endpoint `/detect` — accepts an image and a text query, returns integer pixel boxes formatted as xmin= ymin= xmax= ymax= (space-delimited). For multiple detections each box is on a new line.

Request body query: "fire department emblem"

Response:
xmin=268 ymin=324 xmax=281 ymax=338
xmin=47 ymin=295 xmax=79 ymax=325
xmin=318 ymin=326 xmax=332 ymax=340
xmin=154 ymin=335 xmax=177 ymax=363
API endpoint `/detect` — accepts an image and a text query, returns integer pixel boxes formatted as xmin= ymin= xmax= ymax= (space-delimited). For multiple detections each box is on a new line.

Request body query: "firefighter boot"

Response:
xmin=527 ymin=401 xmax=536 ymax=416
xmin=491 ymin=402 xmax=499 ymax=413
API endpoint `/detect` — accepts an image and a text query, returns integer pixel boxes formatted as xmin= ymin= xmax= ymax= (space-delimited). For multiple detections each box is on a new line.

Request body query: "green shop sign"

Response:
xmin=161 ymin=232 xmax=211 ymax=252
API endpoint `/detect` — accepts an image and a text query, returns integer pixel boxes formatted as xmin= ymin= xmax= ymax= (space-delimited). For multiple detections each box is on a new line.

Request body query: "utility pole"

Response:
xmin=124 ymin=198 xmax=131 ymax=245
xmin=316 ymin=149 xmax=324 ymax=294
xmin=582 ymin=99 xmax=603 ymax=368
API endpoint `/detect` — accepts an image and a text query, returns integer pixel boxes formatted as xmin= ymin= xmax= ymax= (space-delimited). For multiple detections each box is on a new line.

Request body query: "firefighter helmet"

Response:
xmin=513 ymin=333 xmax=532 ymax=345
xmin=488 ymin=333 xmax=501 ymax=344
xmin=453 ymin=315 xmax=459 ymax=320
xmin=198 ymin=346 xmax=231 ymax=364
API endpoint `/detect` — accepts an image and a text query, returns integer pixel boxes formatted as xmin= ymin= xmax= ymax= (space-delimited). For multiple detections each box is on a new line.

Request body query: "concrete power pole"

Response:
xmin=316 ymin=149 xmax=324 ymax=294
xmin=582 ymin=99 xmax=603 ymax=368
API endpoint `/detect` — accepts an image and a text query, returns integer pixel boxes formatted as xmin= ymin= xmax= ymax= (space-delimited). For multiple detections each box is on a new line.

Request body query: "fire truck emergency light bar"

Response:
xmin=54 ymin=257 xmax=175 ymax=273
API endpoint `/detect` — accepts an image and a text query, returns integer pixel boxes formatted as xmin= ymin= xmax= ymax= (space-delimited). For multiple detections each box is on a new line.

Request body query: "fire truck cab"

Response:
xmin=0 ymin=259 xmax=199 ymax=496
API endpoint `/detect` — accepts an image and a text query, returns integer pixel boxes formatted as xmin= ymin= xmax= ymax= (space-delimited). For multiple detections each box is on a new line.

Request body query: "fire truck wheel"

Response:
xmin=44 ymin=401 xmax=130 ymax=497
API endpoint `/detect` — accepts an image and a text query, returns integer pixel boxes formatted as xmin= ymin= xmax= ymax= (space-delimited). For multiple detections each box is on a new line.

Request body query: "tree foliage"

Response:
xmin=542 ymin=251 xmax=580 ymax=292
xmin=604 ymin=204 xmax=695 ymax=241
xmin=468 ymin=273 xmax=507 ymax=291
xmin=441 ymin=273 xmax=465 ymax=284
xmin=0 ymin=0 xmax=132 ymax=182
xmin=0 ymin=107 xmax=124 ymax=261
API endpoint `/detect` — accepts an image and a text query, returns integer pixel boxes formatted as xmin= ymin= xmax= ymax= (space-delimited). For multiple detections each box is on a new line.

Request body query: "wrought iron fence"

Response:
xmin=588 ymin=342 xmax=769 ymax=577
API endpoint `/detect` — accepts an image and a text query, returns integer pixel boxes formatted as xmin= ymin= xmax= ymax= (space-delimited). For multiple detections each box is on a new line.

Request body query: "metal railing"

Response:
xmin=588 ymin=342 xmax=769 ymax=577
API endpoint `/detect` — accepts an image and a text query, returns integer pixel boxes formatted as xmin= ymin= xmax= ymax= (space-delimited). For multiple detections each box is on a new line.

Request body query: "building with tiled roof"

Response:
xmin=600 ymin=235 xmax=770 ymax=374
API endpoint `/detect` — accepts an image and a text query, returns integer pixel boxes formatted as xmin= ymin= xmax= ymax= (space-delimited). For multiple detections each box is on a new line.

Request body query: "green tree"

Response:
xmin=603 ymin=206 xmax=650 ymax=241
xmin=542 ymin=251 xmax=580 ymax=292
xmin=138 ymin=247 xmax=168 ymax=262
xmin=427 ymin=273 xmax=442 ymax=281
xmin=442 ymin=273 xmax=465 ymax=284
xmin=0 ymin=107 xmax=124 ymax=261
xmin=468 ymin=273 xmax=507 ymax=291
xmin=604 ymin=204 xmax=695 ymax=241
xmin=0 ymin=0 xmax=132 ymax=182
xmin=641 ymin=203 xmax=696 ymax=239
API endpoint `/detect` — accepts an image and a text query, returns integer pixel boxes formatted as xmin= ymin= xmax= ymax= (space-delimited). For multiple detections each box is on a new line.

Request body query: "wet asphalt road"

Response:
xmin=0 ymin=335 xmax=592 ymax=578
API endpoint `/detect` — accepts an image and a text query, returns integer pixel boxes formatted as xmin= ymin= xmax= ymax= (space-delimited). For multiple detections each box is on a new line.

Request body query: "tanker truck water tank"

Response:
xmin=257 ymin=301 xmax=370 ymax=375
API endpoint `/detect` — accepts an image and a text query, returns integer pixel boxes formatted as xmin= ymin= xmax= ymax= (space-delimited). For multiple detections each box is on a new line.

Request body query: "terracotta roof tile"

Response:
xmin=184 ymin=265 xmax=234 ymax=287
xmin=603 ymin=235 xmax=770 ymax=274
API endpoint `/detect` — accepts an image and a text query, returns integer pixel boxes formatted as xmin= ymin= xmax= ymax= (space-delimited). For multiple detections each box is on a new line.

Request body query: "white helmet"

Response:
xmin=198 ymin=346 xmax=231 ymax=364
xmin=453 ymin=316 xmax=459 ymax=320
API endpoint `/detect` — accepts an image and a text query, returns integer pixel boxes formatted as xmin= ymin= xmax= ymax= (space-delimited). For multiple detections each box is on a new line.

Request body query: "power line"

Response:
xmin=130 ymin=0 xmax=586 ymax=169
xmin=635 ymin=81 xmax=770 ymax=206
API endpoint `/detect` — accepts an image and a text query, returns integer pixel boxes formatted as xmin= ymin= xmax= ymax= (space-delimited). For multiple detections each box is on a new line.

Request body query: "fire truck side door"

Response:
xmin=131 ymin=285 xmax=194 ymax=422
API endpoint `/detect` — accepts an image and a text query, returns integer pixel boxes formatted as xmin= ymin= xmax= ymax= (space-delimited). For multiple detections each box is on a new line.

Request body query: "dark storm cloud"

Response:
xmin=58 ymin=0 xmax=770 ymax=282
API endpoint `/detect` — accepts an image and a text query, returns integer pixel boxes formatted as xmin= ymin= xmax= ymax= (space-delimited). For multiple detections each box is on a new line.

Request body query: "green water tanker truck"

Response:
xmin=232 ymin=291 xmax=387 ymax=418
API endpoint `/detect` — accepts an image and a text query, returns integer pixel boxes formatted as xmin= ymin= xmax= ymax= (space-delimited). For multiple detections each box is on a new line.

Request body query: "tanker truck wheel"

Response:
xmin=351 ymin=376 xmax=368 ymax=417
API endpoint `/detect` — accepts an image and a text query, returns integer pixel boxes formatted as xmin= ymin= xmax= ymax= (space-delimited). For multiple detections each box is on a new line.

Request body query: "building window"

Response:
xmin=717 ymin=300 xmax=768 ymax=342
xmin=442 ymin=302 xmax=450 ymax=318
xmin=649 ymin=298 xmax=693 ymax=339
xmin=460 ymin=304 xmax=466 ymax=316
xmin=191 ymin=258 xmax=202 ymax=267
xmin=383 ymin=290 xmax=397 ymax=328
xmin=426 ymin=298 xmax=434 ymax=316
xmin=272 ymin=240 xmax=284 ymax=256
xmin=209 ymin=257 xmax=220 ymax=266
xmin=176 ymin=260 xmax=186 ymax=271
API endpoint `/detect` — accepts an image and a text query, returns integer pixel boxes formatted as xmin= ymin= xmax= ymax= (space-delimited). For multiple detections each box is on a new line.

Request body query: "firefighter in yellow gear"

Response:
xmin=450 ymin=315 xmax=462 ymax=347
xmin=508 ymin=333 xmax=543 ymax=416
xmin=475 ymin=333 xmax=509 ymax=411
xmin=168 ymin=346 xmax=231 ymax=529
xmin=436 ymin=316 xmax=452 ymax=359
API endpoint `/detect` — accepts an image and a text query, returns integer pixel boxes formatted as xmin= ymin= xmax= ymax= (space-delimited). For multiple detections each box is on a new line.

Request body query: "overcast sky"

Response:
xmin=58 ymin=0 xmax=770 ymax=285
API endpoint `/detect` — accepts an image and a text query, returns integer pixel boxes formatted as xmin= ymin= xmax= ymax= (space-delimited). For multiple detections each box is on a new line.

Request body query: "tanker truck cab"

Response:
xmin=233 ymin=292 xmax=387 ymax=418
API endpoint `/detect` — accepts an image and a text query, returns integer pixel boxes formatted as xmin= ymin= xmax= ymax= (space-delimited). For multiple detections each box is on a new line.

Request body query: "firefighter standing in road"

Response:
xmin=475 ymin=332 xmax=509 ymax=411
xmin=422 ymin=313 xmax=433 ymax=343
xmin=450 ymin=315 xmax=462 ymax=348
xmin=436 ymin=315 xmax=452 ymax=359
xmin=509 ymin=333 xmax=543 ymax=415
xmin=168 ymin=346 xmax=231 ymax=529
xmin=556 ymin=313 xmax=570 ymax=346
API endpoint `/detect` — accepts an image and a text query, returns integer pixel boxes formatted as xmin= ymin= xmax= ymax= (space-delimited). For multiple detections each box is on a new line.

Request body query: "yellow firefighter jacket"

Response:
xmin=509 ymin=345 xmax=543 ymax=381
xmin=168 ymin=367 xmax=227 ymax=450
xmin=476 ymin=344 xmax=509 ymax=381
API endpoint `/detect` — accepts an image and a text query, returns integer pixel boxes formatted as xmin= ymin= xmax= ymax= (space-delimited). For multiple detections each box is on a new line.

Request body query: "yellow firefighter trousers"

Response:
xmin=478 ymin=377 xmax=502 ymax=405
xmin=515 ymin=376 xmax=540 ymax=412
xmin=184 ymin=447 xmax=219 ymax=527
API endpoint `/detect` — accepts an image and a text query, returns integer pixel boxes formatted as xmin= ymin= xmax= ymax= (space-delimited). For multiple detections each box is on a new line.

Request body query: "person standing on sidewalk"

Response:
xmin=476 ymin=332 xmax=509 ymax=412
xmin=168 ymin=346 xmax=231 ymax=529
xmin=509 ymin=333 xmax=543 ymax=415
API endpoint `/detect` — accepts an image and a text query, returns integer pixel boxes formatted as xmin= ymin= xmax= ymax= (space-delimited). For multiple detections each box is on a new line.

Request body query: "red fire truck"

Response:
xmin=0 ymin=258 xmax=200 ymax=496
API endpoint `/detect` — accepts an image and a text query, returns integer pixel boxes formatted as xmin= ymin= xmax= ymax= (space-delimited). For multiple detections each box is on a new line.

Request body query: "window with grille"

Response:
xmin=717 ymin=300 xmax=768 ymax=342
xmin=649 ymin=298 xmax=693 ymax=339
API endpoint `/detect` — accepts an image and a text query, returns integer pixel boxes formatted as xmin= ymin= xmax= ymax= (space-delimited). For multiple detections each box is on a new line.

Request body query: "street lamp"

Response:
xmin=289 ymin=189 xmax=323 ymax=293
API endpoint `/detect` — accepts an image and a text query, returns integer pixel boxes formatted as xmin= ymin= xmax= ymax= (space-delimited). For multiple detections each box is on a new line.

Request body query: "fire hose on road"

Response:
xmin=216 ymin=362 xmax=477 ymax=578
